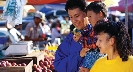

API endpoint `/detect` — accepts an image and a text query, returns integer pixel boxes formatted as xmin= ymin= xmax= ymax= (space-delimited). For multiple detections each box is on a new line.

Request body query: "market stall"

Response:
xmin=0 ymin=0 xmax=129 ymax=72
xmin=0 ymin=0 xmax=56 ymax=72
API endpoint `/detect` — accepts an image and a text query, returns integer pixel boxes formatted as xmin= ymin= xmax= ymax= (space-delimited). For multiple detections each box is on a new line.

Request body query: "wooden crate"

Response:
xmin=0 ymin=58 xmax=33 ymax=72
xmin=22 ymin=51 xmax=44 ymax=65
xmin=2 ymin=51 xmax=44 ymax=65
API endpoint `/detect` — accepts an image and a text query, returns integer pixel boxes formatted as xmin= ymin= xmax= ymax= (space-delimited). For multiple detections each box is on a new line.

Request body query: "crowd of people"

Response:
xmin=24 ymin=11 xmax=72 ymax=48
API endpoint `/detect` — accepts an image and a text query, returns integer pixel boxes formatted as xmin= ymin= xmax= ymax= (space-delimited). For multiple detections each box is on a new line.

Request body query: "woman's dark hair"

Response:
xmin=51 ymin=20 xmax=61 ymax=33
xmin=94 ymin=20 xmax=132 ymax=61
xmin=65 ymin=0 xmax=86 ymax=12
xmin=85 ymin=2 xmax=107 ymax=17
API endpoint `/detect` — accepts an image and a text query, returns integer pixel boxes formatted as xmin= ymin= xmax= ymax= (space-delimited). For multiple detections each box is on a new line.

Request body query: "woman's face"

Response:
xmin=68 ymin=8 xmax=87 ymax=30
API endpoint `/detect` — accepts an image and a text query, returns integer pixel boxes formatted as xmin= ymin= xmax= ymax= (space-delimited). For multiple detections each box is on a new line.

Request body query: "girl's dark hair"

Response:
xmin=65 ymin=0 xmax=86 ymax=12
xmin=94 ymin=20 xmax=132 ymax=61
xmin=85 ymin=2 xmax=107 ymax=17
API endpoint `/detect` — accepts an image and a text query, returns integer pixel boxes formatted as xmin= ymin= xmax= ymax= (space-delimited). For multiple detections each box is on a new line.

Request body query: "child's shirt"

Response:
xmin=73 ymin=24 xmax=103 ymax=69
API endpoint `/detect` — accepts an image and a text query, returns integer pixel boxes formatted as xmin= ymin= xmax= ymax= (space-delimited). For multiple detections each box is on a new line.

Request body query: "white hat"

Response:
xmin=35 ymin=12 xmax=46 ymax=21
xmin=34 ymin=12 xmax=43 ymax=19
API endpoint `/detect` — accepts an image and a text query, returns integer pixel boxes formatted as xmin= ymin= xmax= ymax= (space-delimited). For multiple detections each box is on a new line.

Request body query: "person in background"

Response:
xmin=60 ymin=16 xmax=72 ymax=35
xmin=51 ymin=20 xmax=62 ymax=44
xmin=39 ymin=20 xmax=51 ymax=47
xmin=48 ymin=19 xmax=54 ymax=28
xmin=79 ymin=2 xmax=107 ymax=72
xmin=128 ymin=16 xmax=133 ymax=42
xmin=122 ymin=15 xmax=133 ymax=41
xmin=41 ymin=21 xmax=51 ymax=38
xmin=90 ymin=20 xmax=133 ymax=72
xmin=24 ymin=12 xmax=47 ymax=48
xmin=108 ymin=14 xmax=119 ymax=22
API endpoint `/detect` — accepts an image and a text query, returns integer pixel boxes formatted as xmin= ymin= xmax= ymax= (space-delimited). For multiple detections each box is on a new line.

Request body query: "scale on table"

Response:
xmin=3 ymin=41 xmax=34 ymax=55
xmin=1 ymin=27 xmax=34 ymax=56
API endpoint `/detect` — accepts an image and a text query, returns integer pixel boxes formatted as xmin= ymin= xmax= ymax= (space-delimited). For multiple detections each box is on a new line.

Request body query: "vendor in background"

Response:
xmin=24 ymin=12 xmax=47 ymax=48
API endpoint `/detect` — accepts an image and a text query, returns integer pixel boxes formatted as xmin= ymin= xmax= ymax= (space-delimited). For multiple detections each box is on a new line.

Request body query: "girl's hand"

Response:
xmin=84 ymin=17 xmax=89 ymax=26
xmin=79 ymin=67 xmax=90 ymax=72
xmin=80 ymin=48 xmax=90 ymax=57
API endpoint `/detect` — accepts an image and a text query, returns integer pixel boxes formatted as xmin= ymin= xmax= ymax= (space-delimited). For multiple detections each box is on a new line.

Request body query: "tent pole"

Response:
xmin=125 ymin=0 xmax=128 ymax=31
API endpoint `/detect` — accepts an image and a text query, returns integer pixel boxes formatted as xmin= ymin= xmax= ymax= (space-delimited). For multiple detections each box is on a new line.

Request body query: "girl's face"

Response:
xmin=96 ymin=33 xmax=114 ymax=54
xmin=68 ymin=8 xmax=87 ymax=30
xmin=87 ymin=10 xmax=101 ymax=26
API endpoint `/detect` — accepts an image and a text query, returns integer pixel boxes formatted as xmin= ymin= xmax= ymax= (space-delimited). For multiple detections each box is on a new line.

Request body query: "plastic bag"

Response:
xmin=1 ymin=0 xmax=26 ymax=27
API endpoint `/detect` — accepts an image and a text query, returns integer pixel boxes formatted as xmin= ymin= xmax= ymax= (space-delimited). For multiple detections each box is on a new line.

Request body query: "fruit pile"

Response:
xmin=33 ymin=50 xmax=56 ymax=72
xmin=0 ymin=61 xmax=27 ymax=67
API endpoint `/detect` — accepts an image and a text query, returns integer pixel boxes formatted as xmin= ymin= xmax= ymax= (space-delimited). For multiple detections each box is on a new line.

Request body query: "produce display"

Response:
xmin=33 ymin=50 xmax=56 ymax=72
xmin=0 ymin=49 xmax=56 ymax=72
xmin=0 ymin=61 xmax=27 ymax=67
